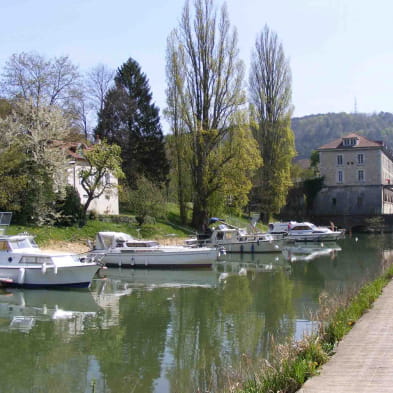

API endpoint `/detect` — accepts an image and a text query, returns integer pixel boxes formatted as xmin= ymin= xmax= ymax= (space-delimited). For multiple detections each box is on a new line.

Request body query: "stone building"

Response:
xmin=313 ymin=133 xmax=393 ymax=220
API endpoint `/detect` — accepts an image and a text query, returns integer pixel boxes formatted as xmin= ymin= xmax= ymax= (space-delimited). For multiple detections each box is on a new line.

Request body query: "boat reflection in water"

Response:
xmin=282 ymin=242 xmax=342 ymax=262
xmin=0 ymin=288 xmax=101 ymax=333
xmin=97 ymin=266 xmax=219 ymax=289
xmin=216 ymin=251 xmax=292 ymax=279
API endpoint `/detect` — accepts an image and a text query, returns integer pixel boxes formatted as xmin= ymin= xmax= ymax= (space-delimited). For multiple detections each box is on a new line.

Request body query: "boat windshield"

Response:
xmin=9 ymin=237 xmax=37 ymax=249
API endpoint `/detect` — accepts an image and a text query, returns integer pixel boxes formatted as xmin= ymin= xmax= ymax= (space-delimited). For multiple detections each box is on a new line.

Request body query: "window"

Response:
xmin=357 ymin=153 xmax=364 ymax=165
xmin=343 ymin=137 xmax=358 ymax=146
xmin=332 ymin=197 xmax=337 ymax=206
xmin=337 ymin=155 xmax=343 ymax=165
xmin=358 ymin=170 xmax=365 ymax=182
xmin=337 ymin=170 xmax=344 ymax=183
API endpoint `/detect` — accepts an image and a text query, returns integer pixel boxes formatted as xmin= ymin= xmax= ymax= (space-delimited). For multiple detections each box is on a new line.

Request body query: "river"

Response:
xmin=0 ymin=234 xmax=392 ymax=393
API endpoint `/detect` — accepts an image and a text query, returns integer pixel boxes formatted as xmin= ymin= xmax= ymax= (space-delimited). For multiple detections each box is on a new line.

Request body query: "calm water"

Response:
xmin=1 ymin=234 xmax=393 ymax=393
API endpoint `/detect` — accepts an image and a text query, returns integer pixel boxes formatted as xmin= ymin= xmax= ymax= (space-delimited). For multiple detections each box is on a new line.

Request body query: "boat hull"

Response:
xmin=93 ymin=249 xmax=218 ymax=268
xmin=221 ymin=241 xmax=281 ymax=253
xmin=0 ymin=264 xmax=100 ymax=288
xmin=286 ymin=233 xmax=342 ymax=242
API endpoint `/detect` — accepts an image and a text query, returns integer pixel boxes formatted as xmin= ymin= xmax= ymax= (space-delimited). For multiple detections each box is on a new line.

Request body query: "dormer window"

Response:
xmin=342 ymin=137 xmax=359 ymax=147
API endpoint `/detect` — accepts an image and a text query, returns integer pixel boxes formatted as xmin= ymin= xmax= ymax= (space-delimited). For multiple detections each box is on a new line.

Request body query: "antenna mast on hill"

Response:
xmin=354 ymin=97 xmax=358 ymax=113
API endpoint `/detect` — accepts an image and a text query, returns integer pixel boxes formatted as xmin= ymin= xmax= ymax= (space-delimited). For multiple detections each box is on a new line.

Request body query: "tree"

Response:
xmin=79 ymin=140 xmax=124 ymax=214
xmin=249 ymin=25 xmax=296 ymax=223
xmin=123 ymin=176 xmax=167 ymax=225
xmin=0 ymin=145 xmax=28 ymax=212
xmin=95 ymin=58 xmax=169 ymax=187
xmin=86 ymin=64 xmax=115 ymax=115
xmin=0 ymin=99 xmax=71 ymax=224
xmin=165 ymin=31 xmax=191 ymax=224
xmin=1 ymin=52 xmax=81 ymax=110
xmin=166 ymin=0 xmax=258 ymax=230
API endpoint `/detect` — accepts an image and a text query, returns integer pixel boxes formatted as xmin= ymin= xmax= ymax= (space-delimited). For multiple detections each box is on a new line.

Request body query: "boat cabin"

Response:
xmin=0 ymin=235 xmax=38 ymax=252
xmin=94 ymin=231 xmax=160 ymax=250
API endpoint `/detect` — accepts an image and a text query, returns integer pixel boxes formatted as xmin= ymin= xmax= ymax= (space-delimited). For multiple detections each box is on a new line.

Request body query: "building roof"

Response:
xmin=317 ymin=133 xmax=383 ymax=150
xmin=50 ymin=140 xmax=90 ymax=161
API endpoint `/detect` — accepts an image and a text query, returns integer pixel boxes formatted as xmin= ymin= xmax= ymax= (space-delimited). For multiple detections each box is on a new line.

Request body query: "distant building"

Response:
xmin=64 ymin=142 xmax=119 ymax=215
xmin=314 ymin=133 xmax=393 ymax=217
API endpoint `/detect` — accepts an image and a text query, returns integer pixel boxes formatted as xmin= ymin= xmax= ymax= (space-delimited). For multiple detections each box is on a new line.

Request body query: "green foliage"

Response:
xmin=206 ymin=124 xmax=263 ymax=217
xmin=166 ymin=0 xmax=246 ymax=230
xmin=0 ymin=98 xmax=12 ymax=119
xmin=0 ymin=145 xmax=28 ymax=212
xmin=95 ymin=57 xmax=169 ymax=187
xmin=79 ymin=140 xmax=124 ymax=213
xmin=0 ymin=99 xmax=71 ymax=224
xmin=251 ymin=119 xmax=296 ymax=223
xmin=303 ymin=177 xmax=325 ymax=211
xmin=122 ymin=176 xmax=167 ymax=225
xmin=249 ymin=26 xmax=296 ymax=223
xmin=55 ymin=185 xmax=84 ymax=226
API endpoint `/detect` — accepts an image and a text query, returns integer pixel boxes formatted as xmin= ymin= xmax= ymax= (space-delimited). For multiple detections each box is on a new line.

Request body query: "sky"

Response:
xmin=1 ymin=0 xmax=393 ymax=131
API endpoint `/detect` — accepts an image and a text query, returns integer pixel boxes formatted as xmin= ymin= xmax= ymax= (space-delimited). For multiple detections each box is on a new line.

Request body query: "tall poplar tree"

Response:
xmin=95 ymin=58 xmax=169 ymax=187
xmin=249 ymin=25 xmax=296 ymax=223
xmin=166 ymin=0 xmax=261 ymax=230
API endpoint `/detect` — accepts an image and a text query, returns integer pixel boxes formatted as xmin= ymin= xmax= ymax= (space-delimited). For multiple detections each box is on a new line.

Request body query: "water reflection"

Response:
xmin=1 ymin=235 xmax=393 ymax=393
xmin=282 ymin=242 xmax=341 ymax=262
xmin=0 ymin=288 xmax=100 ymax=333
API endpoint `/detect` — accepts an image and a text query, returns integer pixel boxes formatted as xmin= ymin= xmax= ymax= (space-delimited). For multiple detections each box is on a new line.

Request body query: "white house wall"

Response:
xmin=67 ymin=163 xmax=119 ymax=215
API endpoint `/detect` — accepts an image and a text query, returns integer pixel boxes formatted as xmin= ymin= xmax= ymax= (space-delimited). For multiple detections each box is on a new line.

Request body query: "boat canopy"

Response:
xmin=95 ymin=232 xmax=135 ymax=250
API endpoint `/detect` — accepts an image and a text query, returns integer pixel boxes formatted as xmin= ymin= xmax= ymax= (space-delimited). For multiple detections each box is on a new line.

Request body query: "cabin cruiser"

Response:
xmin=89 ymin=231 xmax=222 ymax=268
xmin=0 ymin=213 xmax=100 ymax=288
xmin=186 ymin=220 xmax=282 ymax=253
xmin=269 ymin=221 xmax=344 ymax=242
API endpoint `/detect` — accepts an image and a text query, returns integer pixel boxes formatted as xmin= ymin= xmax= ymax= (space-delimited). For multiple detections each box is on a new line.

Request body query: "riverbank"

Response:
xmin=299 ymin=275 xmax=393 ymax=392
xmin=232 ymin=264 xmax=393 ymax=393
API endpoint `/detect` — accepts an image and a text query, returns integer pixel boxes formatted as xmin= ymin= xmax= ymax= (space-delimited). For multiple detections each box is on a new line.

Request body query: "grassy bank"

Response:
xmin=7 ymin=212 xmax=260 ymax=248
xmin=7 ymin=218 xmax=193 ymax=247
xmin=230 ymin=265 xmax=393 ymax=393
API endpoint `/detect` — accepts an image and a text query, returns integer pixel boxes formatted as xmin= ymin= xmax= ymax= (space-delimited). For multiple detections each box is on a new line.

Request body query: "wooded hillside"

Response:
xmin=292 ymin=112 xmax=393 ymax=159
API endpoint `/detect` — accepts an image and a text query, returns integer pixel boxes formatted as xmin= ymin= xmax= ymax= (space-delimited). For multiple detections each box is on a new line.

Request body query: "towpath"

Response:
xmin=298 ymin=279 xmax=393 ymax=392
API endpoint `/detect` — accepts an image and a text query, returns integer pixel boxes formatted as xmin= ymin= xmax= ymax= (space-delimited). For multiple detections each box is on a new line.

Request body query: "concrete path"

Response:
xmin=298 ymin=279 xmax=393 ymax=393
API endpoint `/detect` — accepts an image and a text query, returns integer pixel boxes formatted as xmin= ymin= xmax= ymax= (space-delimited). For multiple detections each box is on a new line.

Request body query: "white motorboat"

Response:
xmin=269 ymin=221 xmax=344 ymax=242
xmin=89 ymin=231 xmax=222 ymax=268
xmin=0 ymin=212 xmax=100 ymax=288
xmin=187 ymin=221 xmax=282 ymax=253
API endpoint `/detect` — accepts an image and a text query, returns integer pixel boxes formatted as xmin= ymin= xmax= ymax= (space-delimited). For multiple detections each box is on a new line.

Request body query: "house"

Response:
xmin=65 ymin=142 xmax=119 ymax=215
xmin=313 ymin=133 xmax=393 ymax=217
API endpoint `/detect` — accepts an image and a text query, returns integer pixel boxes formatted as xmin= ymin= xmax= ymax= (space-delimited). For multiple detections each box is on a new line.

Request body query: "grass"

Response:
xmin=228 ymin=265 xmax=393 ymax=393
xmin=6 ymin=209 xmax=260 ymax=247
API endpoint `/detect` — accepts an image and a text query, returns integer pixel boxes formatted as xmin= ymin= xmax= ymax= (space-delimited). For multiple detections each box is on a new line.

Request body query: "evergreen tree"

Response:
xmin=95 ymin=58 xmax=169 ymax=187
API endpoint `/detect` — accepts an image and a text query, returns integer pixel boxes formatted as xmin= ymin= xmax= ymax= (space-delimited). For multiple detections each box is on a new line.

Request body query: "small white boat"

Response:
xmin=187 ymin=221 xmax=282 ymax=253
xmin=269 ymin=221 xmax=344 ymax=242
xmin=89 ymin=231 xmax=221 ymax=268
xmin=0 ymin=212 xmax=100 ymax=288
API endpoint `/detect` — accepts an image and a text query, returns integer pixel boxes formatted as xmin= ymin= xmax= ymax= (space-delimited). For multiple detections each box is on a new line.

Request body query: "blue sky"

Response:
xmin=1 ymin=0 xmax=393 ymax=130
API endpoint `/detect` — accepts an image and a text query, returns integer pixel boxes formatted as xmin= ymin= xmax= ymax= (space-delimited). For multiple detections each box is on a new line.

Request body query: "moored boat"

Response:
xmin=187 ymin=219 xmax=283 ymax=253
xmin=89 ymin=231 xmax=221 ymax=268
xmin=269 ymin=221 xmax=344 ymax=242
xmin=0 ymin=212 xmax=100 ymax=288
